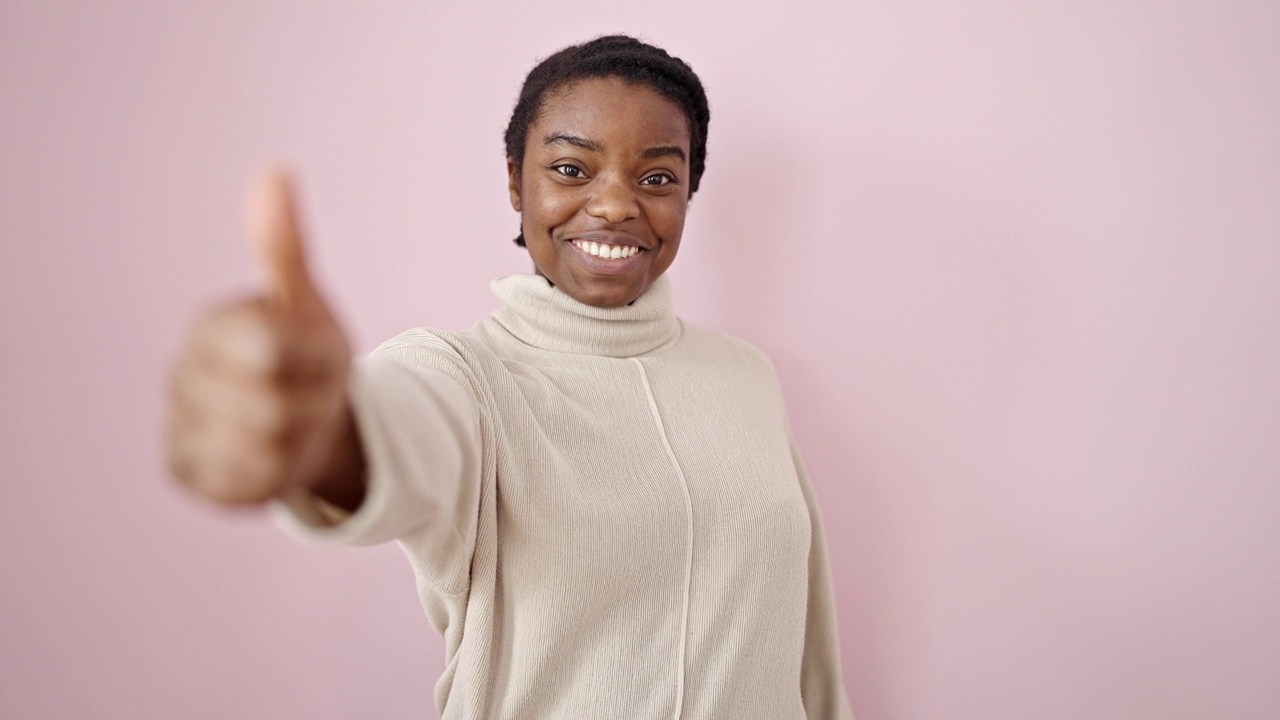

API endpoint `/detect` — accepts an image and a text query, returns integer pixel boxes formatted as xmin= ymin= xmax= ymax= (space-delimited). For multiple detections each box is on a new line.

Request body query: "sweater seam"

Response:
xmin=631 ymin=357 xmax=694 ymax=720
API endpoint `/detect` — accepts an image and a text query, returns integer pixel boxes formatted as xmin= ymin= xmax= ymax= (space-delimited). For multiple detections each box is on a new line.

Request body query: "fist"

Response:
xmin=166 ymin=169 xmax=354 ymax=506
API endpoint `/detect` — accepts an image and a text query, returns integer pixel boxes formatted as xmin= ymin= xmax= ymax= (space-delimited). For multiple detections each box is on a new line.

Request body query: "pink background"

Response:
xmin=2 ymin=2 xmax=1278 ymax=718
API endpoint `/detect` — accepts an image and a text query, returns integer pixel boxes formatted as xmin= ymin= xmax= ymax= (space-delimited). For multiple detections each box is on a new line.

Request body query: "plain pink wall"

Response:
xmin=2 ymin=2 xmax=1278 ymax=718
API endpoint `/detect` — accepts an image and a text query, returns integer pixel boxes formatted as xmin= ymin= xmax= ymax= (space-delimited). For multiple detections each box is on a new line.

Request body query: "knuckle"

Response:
xmin=256 ymin=395 xmax=289 ymax=436
xmin=164 ymin=417 xmax=200 ymax=484
xmin=195 ymin=460 xmax=279 ymax=506
xmin=205 ymin=303 xmax=287 ymax=377
xmin=246 ymin=327 xmax=289 ymax=378
xmin=251 ymin=452 xmax=290 ymax=496
xmin=168 ymin=419 xmax=287 ymax=505
xmin=166 ymin=446 xmax=193 ymax=485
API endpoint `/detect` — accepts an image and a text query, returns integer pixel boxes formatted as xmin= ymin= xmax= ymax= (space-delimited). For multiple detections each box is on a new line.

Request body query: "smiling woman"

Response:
xmin=165 ymin=34 xmax=853 ymax=719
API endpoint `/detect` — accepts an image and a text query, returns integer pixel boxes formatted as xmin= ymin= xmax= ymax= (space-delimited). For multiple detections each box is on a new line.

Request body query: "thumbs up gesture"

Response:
xmin=166 ymin=169 xmax=364 ymax=508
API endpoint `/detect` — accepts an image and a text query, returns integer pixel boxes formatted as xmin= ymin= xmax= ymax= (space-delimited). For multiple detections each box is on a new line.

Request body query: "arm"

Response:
xmin=792 ymin=431 xmax=857 ymax=720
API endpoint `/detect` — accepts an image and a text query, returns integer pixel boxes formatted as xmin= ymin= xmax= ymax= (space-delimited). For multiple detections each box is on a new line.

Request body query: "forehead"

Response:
xmin=532 ymin=76 xmax=691 ymax=151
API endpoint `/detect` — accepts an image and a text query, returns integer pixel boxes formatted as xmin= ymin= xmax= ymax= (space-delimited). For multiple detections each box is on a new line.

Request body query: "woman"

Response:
xmin=167 ymin=35 xmax=854 ymax=719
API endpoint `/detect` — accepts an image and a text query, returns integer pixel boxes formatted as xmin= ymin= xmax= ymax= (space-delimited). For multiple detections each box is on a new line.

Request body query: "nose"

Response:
xmin=585 ymin=174 xmax=640 ymax=225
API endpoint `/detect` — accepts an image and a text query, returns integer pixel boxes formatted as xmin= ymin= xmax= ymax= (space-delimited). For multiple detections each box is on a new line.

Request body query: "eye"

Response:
xmin=552 ymin=163 xmax=585 ymax=179
xmin=641 ymin=172 xmax=677 ymax=187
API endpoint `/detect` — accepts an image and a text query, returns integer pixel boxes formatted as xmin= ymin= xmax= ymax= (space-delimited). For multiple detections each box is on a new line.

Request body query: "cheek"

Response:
xmin=654 ymin=200 xmax=689 ymax=242
xmin=524 ymin=178 xmax=581 ymax=231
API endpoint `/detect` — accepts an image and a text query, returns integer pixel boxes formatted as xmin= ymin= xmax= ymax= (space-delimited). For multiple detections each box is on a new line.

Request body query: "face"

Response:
xmin=508 ymin=76 xmax=692 ymax=308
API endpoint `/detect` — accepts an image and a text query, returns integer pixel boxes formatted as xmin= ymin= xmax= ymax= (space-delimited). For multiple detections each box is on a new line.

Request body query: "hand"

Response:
xmin=166 ymin=169 xmax=359 ymax=507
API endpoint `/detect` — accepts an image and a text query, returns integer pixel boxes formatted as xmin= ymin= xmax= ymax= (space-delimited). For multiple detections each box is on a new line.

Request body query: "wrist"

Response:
xmin=304 ymin=401 xmax=367 ymax=513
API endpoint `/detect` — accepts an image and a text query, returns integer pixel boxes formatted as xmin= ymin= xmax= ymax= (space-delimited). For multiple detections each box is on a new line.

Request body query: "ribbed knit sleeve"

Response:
xmin=793 ymin=431 xmax=857 ymax=720
xmin=272 ymin=348 xmax=482 ymax=595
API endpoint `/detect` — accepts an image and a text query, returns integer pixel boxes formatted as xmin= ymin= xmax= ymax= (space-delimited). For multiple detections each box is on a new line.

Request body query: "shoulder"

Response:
xmin=369 ymin=327 xmax=502 ymax=404
xmin=665 ymin=322 xmax=794 ymax=427
xmin=676 ymin=322 xmax=781 ymax=381
xmin=373 ymin=327 xmax=473 ymax=367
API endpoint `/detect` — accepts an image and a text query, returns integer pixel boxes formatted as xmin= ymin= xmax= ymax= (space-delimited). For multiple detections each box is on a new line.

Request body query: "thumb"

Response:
xmin=247 ymin=166 xmax=322 ymax=314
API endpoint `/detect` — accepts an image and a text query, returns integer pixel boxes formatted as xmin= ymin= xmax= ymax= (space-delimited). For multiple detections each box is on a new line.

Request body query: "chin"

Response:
xmin=575 ymin=286 xmax=640 ymax=308
xmin=565 ymin=276 xmax=645 ymax=308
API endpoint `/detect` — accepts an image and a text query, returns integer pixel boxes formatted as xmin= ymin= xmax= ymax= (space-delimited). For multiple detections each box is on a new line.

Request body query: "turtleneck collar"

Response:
xmin=489 ymin=274 xmax=681 ymax=358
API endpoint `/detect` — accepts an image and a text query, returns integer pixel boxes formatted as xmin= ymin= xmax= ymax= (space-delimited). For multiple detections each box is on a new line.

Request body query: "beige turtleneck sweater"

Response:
xmin=275 ymin=274 xmax=854 ymax=720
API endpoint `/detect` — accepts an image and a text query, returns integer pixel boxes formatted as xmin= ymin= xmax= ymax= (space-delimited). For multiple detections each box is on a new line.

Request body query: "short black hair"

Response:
xmin=504 ymin=35 xmax=711 ymax=247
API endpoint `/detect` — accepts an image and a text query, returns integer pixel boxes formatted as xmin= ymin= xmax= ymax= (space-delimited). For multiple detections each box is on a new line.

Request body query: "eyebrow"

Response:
xmin=544 ymin=132 xmax=602 ymax=153
xmin=543 ymin=132 xmax=687 ymax=163
xmin=641 ymin=145 xmax=687 ymax=162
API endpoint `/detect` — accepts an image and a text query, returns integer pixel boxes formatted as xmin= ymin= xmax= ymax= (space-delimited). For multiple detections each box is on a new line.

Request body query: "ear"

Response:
xmin=507 ymin=158 xmax=522 ymax=212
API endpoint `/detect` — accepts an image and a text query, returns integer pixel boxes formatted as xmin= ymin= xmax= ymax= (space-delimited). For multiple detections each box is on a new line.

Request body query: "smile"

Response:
xmin=571 ymin=239 xmax=642 ymax=260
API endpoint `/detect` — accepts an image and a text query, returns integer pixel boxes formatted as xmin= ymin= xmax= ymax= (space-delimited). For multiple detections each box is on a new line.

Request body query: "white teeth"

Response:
xmin=573 ymin=240 xmax=640 ymax=259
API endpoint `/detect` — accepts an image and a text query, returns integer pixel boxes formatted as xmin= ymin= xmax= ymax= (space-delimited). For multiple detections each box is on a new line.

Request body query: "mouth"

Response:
xmin=570 ymin=238 xmax=644 ymax=260
xmin=562 ymin=231 xmax=650 ymax=275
